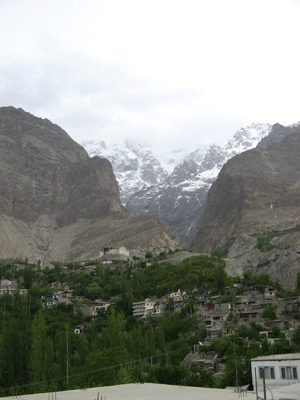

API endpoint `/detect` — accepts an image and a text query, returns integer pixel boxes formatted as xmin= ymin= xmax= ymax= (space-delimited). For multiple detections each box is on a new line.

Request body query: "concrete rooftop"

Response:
xmin=3 ymin=382 xmax=300 ymax=400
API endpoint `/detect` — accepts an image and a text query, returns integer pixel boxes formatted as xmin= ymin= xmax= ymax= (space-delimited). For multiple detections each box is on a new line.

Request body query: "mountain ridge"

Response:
xmin=0 ymin=107 xmax=180 ymax=260
xmin=86 ymin=123 xmax=272 ymax=246
xmin=190 ymin=123 xmax=300 ymax=289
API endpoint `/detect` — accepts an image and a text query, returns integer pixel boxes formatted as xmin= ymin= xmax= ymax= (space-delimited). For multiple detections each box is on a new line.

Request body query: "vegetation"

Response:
xmin=256 ymin=229 xmax=274 ymax=252
xmin=0 ymin=256 xmax=298 ymax=396
xmin=262 ymin=305 xmax=277 ymax=320
xmin=256 ymin=224 xmax=300 ymax=252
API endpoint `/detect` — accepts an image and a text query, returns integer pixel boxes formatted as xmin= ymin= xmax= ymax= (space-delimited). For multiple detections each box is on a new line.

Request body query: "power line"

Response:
xmin=0 ymin=345 xmax=193 ymax=395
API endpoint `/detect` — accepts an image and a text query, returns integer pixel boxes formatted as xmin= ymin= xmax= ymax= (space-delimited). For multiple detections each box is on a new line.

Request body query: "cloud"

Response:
xmin=0 ymin=0 xmax=300 ymax=156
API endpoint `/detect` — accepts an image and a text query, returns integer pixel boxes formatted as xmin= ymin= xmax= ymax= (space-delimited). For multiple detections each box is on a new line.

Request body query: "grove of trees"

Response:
xmin=0 ymin=255 xmax=299 ymax=396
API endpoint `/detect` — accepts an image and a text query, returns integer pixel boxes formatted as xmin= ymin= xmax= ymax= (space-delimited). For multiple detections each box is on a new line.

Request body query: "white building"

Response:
xmin=170 ymin=289 xmax=183 ymax=303
xmin=251 ymin=353 xmax=300 ymax=391
xmin=99 ymin=246 xmax=130 ymax=259
xmin=0 ymin=279 xmax=27 ymax=296
xmin=132 ymin=299 xmax=158 ymax=318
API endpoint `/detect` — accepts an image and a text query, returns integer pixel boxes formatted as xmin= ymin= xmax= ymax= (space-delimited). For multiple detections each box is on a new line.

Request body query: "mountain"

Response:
xmin=0 ymin=107 xmax=180 ymax=261
xmin=126 ymin=123 xmax=272 ymax=246
xmin=190 ymin=123 xmax=300 ymax=289
xmin=81 ymin=141 xmax=168 ymax=204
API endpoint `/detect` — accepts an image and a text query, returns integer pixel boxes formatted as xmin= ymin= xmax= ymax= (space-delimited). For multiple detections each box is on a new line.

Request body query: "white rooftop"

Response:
xmin=2 ymin=383 xmax=243 ymax=400
xmin=251 ymin=352 xmax=300 ymax=361
xmin=3 ymin=382 xmax=300 ymax=400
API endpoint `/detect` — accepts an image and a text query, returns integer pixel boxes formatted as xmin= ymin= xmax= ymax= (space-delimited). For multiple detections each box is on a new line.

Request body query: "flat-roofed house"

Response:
xmin=251 ymin=353 xmax=300 ymax=391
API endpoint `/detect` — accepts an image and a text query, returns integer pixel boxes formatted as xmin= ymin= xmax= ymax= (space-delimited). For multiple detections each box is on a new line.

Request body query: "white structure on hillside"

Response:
xmin=0 ymin=279 xmax=27 ymax=296
xmin=132 ymin=299 xmax=161 ymax=319
xmin=251 ymin=353 xmax=300 ymax=391
xmin=170 ymin=289 xmax=184 ymax=302
xmin=99 ymin=246 xmax=130 ymax=259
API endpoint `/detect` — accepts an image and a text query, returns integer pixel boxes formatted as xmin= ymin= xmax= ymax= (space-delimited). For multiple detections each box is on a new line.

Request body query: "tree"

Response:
xmin=86 ymin=346 xmax=129 ymax=387
xmin=292 ymin=325 xmax=300 ymax=347
xmin=85 ymin=282 xmax=102 ymax=300
xmin=211 ymin=247 xmax=224 ymax=259
xmin=263 ymin=305 xmax=277 ymax=320
xmin=29 ymin=310 xmax=54 ymax=392
xmin=296 ymin=272 xmax=300 ymax=293
xmin=23 ymin=265 xmax=33 ymax=289
xmin=0 ymin=315 xmax=31 ymax=390
xmin=52 ymin=324 xmax=71 ymax=390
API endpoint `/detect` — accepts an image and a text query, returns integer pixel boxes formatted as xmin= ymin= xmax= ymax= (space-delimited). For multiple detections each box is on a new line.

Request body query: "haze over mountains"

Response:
xmin=82 ymin=123 xmax=272 ymax=246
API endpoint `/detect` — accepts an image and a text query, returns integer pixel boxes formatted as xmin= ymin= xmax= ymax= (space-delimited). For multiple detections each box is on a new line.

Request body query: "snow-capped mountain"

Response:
xmin=126 ymin=123 xmax=272 ymax=246
xmin=81 ymin=141 xmax=168 ymax=204
xmin=82 ymin=123 xmax=272 ymax=246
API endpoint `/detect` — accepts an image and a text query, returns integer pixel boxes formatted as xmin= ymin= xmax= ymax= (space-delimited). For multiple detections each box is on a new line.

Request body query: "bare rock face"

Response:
xmin=190 ymin=124 xmax=300 ymax=289
xmin=0 ymin=107 xmax=180 ymax=260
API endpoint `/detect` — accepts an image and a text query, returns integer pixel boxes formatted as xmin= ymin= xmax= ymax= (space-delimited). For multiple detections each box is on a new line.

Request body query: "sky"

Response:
xmin=0 ymin=0 xmax=300 ymax=158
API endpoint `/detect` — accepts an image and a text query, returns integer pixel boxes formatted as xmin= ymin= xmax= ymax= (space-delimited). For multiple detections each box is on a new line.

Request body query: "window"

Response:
xmin=293 ymin=367 xmax=298 ymax=380
xmin=259 ymin=367 xmax=275 ymax=379
xmin=281 ymin=366 xmax=298 ymax=380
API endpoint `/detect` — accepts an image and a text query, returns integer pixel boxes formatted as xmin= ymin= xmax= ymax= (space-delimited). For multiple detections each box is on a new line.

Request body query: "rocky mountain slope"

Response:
xmin=0 ymin=107 xmax=180 ymax=261
xmin=190 ymin=123 xmax=300 ymax=289
xmin=126 ymin=123 xmax=272 ymax=246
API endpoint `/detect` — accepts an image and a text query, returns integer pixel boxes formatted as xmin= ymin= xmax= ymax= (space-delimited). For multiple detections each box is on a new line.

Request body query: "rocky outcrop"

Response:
xmin=0 ymin=107 xmax=180 ymax=261
xmin=190 ymin=124 xmax=300 ymax=289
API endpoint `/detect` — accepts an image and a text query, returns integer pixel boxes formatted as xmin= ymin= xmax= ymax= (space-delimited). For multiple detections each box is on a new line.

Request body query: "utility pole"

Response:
xmin=232 ymin=293 xmax=239 ymax=393
xmin=66 ymin=323 xmax=69 ymax=388
xmin=262 ymin=369 xmax=266 ymax=400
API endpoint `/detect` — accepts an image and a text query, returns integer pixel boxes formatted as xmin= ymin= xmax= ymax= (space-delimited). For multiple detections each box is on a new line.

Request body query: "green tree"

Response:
xmin=29 ymin=310 xmax=54 ymax=392
xmin=86 ymin=346 xmax=129 ymax=387
xmin=263 ymin=305 xmax=277 ymax=320
xmin=52 ymin=324 xmax=71 ymax=390
xmin=23 ymin=265 xmax=34 ymax=289
xmin=0 ymin=315 xmax=31 ymax=390
xmin=292 ymin=325 xmax=300 ymax=347
xmin=85 ymin=282 xmax=102 ymax=300
xmin=256 ymin=230 xmax=273 ymax=252
xmin=296 ymin=272 xmax=300 ymax=293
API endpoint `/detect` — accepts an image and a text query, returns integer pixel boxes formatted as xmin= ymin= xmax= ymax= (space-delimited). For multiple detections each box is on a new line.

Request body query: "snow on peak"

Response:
xmin=223 ymin=122 xmax=272 ymax=155
xmin=81 ymin=140 xmax=167 ymax=204
xmin=81 ymin=122 xmax=273 ymax=207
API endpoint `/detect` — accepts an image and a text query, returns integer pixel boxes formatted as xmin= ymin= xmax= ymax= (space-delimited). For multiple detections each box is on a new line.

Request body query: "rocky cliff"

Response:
xmin=190 ymin=123 xmax=300 ymax=289
xmin=0 ymin=107 xmax=180 ymax=261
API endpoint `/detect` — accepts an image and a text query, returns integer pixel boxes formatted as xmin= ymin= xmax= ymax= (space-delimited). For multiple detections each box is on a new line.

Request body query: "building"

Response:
xmin=251 ymin=353 xmax=300 ymax=391
xmin=132 ymin=299 xmax=157 ymax=318
xmin=0 ymin=279 xmax=27 ymax=296
xmin=99 ymin=246 xmax=130 ymax=260
xmin=170 ymin=289 xmax=183 ymax=303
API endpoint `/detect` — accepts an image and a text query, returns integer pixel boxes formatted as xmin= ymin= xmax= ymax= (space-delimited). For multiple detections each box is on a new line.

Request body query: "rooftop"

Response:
xmin=4 ymin=382 xmax=300 ymax=400
xmin=251 ymin=352 xmax=300 ymax=362
xmin=3 ymin=383 xmax=244 ymax=400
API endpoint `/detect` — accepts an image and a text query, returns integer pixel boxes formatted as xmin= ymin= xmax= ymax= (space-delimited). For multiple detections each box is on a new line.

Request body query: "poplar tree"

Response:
xmin=29 ymin=310 xmax=53 ymax=392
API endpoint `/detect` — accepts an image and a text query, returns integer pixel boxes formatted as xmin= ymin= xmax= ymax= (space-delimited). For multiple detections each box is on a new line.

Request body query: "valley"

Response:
xmin=1 ymin=106 xmax=300 ymax=396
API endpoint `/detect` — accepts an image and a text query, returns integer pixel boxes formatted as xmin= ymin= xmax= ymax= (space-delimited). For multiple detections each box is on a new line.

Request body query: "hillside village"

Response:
xmin=1 ymin=247 xmax=300 ymax=344
xmin=2 ymin=249 xmax=300 ymax=398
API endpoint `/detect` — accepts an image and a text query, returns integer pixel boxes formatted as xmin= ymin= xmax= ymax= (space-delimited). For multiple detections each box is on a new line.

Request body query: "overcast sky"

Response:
xmin=0 ymin=0 xmax=300 ymax=157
